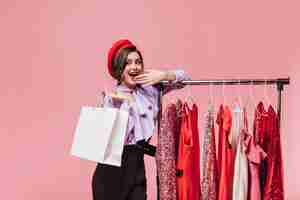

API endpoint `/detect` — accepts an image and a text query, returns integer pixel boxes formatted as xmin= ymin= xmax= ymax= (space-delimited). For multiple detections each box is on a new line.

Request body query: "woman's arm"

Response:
xmin=134 ymin=69 xmax=189 ymax=85
xmin=134 ymin=69 xmax=187 ymax=85
xmin=134 ymin=69 xmax=190 ymax=94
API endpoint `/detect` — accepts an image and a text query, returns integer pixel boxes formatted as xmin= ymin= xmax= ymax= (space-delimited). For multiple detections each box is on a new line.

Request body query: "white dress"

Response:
xmin=232 ymin=107 xmax=249 ymax=200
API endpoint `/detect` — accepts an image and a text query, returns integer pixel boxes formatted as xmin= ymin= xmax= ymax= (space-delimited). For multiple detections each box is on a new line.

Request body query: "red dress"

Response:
xmin=253 ymin=102 xmax=269 ymax=147
xmin=262 ymin=105 xmax=284 ymax=199
xmin=177 ymin=103 xmax=201 ymax=200
xmin=216 ymin=105 xmax=234 ymax=200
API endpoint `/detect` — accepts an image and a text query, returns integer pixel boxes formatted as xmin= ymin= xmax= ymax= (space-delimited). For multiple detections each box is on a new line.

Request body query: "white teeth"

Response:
xmin=129 ymin=73 xmax=139 ymax=77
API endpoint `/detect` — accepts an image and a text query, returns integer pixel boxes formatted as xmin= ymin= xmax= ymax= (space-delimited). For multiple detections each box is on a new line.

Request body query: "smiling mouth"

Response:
xmin=128 ymin=70 xmax=140 ymax=77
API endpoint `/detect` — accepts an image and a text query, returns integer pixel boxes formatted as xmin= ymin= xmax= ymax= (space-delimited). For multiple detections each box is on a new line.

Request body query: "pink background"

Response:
xmin=1 ymin=0 xmax=299 ymax=199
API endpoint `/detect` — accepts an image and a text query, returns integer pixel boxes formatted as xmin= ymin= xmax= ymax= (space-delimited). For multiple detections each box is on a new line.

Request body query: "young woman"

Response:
xmin=92 ymin=39 xmax=190 ymax=200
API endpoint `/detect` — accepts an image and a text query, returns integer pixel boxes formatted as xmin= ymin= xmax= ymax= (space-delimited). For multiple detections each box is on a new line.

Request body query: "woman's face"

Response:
xmin=121 ymin=51 xmax=143 ymax=89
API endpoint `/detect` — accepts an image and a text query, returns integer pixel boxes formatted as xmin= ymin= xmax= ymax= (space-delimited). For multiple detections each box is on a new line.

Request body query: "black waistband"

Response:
xmin=124 ymin=140 xmax=156 ymax=157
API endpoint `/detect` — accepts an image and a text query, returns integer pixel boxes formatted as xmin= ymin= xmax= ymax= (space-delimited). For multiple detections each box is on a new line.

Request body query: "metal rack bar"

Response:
xmin=159 ymin=78 xmax=290 ymax=86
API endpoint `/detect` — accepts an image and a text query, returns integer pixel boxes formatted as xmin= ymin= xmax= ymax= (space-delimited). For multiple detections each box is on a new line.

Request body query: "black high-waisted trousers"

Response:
xmin=92 ymin=145 xmax=147 ymax=200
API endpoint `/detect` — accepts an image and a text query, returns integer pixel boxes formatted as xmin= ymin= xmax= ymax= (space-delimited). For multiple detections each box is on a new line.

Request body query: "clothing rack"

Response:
xmin=156 ymin=77 xmax=290 ymax=200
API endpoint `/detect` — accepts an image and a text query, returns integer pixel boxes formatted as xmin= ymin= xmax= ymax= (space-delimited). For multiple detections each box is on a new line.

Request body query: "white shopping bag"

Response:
xmin=70 ymin=106 xmax=129 ymax=167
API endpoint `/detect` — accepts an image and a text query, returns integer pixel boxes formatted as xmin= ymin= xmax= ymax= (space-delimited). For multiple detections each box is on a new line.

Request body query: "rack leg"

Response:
xmin=277 ymin=83 xmax=284 ymax=129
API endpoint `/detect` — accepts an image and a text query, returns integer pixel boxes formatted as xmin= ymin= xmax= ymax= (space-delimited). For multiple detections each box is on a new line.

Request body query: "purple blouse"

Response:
xmin=103 ymin=70 xmax=190 ymax=144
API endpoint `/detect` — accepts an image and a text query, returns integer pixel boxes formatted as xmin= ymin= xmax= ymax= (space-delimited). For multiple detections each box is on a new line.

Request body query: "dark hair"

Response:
xmin=112 ymin=46 xmax=144 ymax=83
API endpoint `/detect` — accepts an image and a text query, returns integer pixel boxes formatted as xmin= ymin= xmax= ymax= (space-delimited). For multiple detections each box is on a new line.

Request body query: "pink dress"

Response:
xmin=246 ymin=135 xmax=267 ymax=200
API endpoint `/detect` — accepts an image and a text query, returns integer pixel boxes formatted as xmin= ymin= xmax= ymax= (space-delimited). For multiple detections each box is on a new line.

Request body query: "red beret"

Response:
xmin=107 ymin=39 xmax=135 ymax=79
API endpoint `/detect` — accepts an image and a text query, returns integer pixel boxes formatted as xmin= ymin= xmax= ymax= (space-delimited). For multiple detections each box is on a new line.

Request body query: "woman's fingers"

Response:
xmin=144 ymin=79 xmax=160 ymax=86
xmin=135 ymin=78 xmax=159 ymax=86
xmin=133 ymin=69 xmax=162 ymax=86
xmin=135 ymin=76 xmax=155 ymax=84
xmin=135 ymin=78 xmax=150 ymax=84
xmin=134 ymin=76 xmax=149 ymax=83
xmin=134 ymin=74 xmax=148 ymax=80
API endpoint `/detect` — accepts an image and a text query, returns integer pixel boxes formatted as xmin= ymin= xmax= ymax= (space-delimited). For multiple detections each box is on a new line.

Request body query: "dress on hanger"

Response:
xmin=253 ymin=102 xmax=269 ymax=191
xmin=246 ymin=102 xmax=267 ymax=200
xmin=177 ymin=103 xmax=201 ymax=200
xmin=232 ymin=107 xmax=249 ymax=200
xmin=201 ymin=103 xmax=218 ymax=200
xmin=262 ymin=105 xmax=284 ymax=199
xmin=216 ymin=105 xmax=234 ymax=200
xmin=156 ymin=102 xmax=181 ymax=200
xmin=230 ymin=105 xmax=243 ymax=151
xmin=246 ymin=135 xmax=267 ymax=200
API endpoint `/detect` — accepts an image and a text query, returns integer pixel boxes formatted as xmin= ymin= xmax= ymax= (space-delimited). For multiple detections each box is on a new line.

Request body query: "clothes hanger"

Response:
xmin=232 ymin=79 xmax=243 ymax=112
xmin=185 ymin=84 xmax=195 ymax=108
xmin=238 ymin=80 xmax=243 ymax=109
xmin=233 ymin=79 xmax=245 ymax=140
xmin=244 ymin=80 xmax=257 ymax=134
xmin=263 ymin=78 xmax=272 ymax=109
xmin=222 ymin=80 xmax=227 ymax=106
xmin=244 ymin=80 xmax=255 ymax=108
xmin=208 ymin=82 xmax=214 ymax=108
